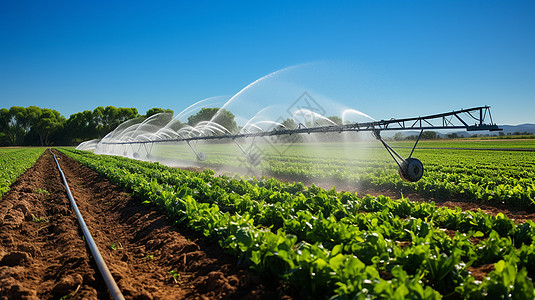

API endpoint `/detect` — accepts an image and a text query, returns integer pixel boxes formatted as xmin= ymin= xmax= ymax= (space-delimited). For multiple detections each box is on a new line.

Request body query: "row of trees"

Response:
xmin=0 ymin=106 xmax=65 ymax=146
xmin=1 ymin=105 xmax=342 ymax=146
xmin=0 ymin=106 xmax=173 ymax=146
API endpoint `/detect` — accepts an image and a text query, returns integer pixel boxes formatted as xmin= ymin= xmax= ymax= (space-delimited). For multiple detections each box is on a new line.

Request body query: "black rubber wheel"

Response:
xmin=399 ymin=158 xmax=424 ymax=182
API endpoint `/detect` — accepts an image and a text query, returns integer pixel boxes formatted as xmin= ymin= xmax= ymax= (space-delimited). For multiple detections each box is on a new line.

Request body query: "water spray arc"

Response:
xmin=95 ymin=106 xmax=501 ymax=182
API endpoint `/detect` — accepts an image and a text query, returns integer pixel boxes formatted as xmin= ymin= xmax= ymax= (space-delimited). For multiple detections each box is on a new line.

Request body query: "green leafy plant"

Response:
xmin=170 ymin=270 xmax=180 ymax=283
xmin=31 ymin=214 xmax=48 ymax=223
xmin=109 ymin=242 xmax=123 ymax=251
xmin=33 ymin=187 xmax=50 ymax=195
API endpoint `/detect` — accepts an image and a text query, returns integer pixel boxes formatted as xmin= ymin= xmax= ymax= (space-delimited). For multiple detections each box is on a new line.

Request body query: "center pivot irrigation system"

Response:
xmin=101 ymin=106 xmax=501 ymax=182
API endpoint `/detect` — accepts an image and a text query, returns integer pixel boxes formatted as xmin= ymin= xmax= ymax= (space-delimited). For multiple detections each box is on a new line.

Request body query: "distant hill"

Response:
xmin=383 ymin=123 xmax=535 ymax=138
xmin=498 ymin=124 xmax=535 ymax=134
xmin=452 ymin=123 xmax=535 ymax=137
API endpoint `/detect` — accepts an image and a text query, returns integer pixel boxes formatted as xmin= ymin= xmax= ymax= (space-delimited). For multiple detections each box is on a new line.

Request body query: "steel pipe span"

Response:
xmin=50 ymin=149 xmax=125 ymax=300
xmin=100 ymin=106 xmax=501 ymax=146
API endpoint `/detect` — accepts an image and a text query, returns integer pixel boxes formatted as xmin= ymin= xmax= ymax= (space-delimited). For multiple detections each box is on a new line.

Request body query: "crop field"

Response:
xmin=0 ymin=148 xmax=45 ymax=197
xmin=60 ymin=139 xmax=534 ymax=299
xmin=152 ymin=140 xmax=535 ymax=211
xmin=1 ymin=140 xmax=534 ymax=299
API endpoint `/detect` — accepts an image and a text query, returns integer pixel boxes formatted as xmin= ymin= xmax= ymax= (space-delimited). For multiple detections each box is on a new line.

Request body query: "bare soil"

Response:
xmin=0 ymin=150 xmax=283 ymax=299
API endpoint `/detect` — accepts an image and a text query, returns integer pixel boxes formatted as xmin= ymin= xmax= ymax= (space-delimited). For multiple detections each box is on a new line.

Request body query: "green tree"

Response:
xmin=280 ymin=118 xmax=297 ymax=130
xmin=95 ymin=106 xmax=139 ymax=137
xmin=6 ymin=106 xmax=30 ymax=145
xmin=64 ymin=110 xmax=95 ymax=143
xmin=116 ymin=107 xmax=139 ymax=129
xmin=145 ymin=107 xmax=174 ymax=119
xmin=0 ymin=108 xmax=11 ymax=145
xmin=59 ymin=107 xmax=139 ymax=144
xmin=0 ymin=132 xmax=8 ymax=146
xmin=92 ymin=106 xmax=105 ymax=137
xmin=187 ymin=108 xmax=237 ymax=132
xmin=327 ymin=116 xmax=343 ymax=126
xmin=34 ymin=108 xmax=65 ymax=145
xmin=393 ymin=132 xmax=404 ymax=141
xmin=274 ymin=118 xmax=303 ymax=143
xmin=23 ymin=106 xmax=44 ymax=145
xmin=0 ymin=106 xmax=66 ymax=145
xmin=421 ymin=131 xmax=439 ymax=140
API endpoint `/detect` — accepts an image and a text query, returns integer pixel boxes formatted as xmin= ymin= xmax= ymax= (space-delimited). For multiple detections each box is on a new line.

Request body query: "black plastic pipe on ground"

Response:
xmin=49 ymin=149 xmax=125 ymax=300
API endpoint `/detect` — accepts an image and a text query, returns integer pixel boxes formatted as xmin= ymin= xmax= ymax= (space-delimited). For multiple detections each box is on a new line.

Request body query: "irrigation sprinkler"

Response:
xmin=100 ymin=106 xmax=501 ymax=182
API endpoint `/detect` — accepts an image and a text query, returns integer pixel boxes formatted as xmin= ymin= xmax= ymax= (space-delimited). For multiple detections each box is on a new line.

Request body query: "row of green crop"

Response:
xmin=150 ymin=141 xmax=535 ymax=210
xmin=262 ymin=148 xmax=535 ymax=210
xmin=0 ymin=148 xmax=45 ymax=197
xmin=61 ymin=148 xmax=534 ymax=299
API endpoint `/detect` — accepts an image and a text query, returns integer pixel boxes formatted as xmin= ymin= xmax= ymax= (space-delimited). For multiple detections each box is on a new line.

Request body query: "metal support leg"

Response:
xmin=373 ymin=130 xmax=404 ymax=168
xmin=186 ymin=141 xmax=206 ymax=161
xmin=233 ymin=137 xmax=261 ymax=166
xmin=409 ymin=129 xmax=424 ymax=158
xmin=372 ymin=129 xmax=424 ymax=182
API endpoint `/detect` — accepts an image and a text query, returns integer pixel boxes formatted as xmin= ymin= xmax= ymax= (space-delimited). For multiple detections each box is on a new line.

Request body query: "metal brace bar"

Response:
xmin=409 ymin=129 xmax=424 ymax=158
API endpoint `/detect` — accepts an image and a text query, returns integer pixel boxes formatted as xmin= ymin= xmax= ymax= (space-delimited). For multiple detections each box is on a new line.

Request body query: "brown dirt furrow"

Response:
xmin=0 ymin=150 xmax=104 ymax=299
xmin=0 ymin=150 xmax=282 ymax=299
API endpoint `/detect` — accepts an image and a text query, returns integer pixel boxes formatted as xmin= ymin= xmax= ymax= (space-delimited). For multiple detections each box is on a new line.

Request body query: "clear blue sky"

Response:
xmin=1 ymin=0 xmax=534 ymax=125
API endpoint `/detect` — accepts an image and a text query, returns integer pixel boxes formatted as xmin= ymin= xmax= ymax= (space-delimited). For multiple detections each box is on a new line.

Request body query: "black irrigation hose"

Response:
xmin=49 ymin=149 xmax=125 ymax=300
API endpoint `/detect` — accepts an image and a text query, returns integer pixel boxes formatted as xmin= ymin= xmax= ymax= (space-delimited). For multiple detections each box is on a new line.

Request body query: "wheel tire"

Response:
xmin=399 ymin=158 xmax=424 ymax=182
